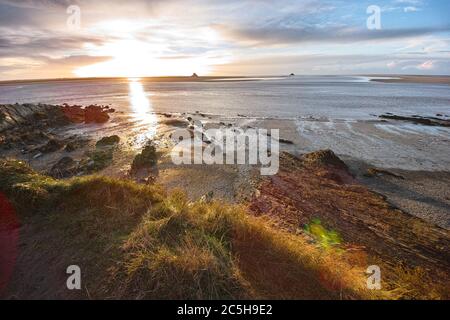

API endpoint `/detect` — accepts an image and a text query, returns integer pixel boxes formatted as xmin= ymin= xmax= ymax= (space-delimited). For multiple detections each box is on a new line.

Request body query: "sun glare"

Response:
xmin=74 ymin=38 xmax=214 ymax=78
xmin=71 ymin=18 xmax=229 ymax=78
xmin=128 ymin=78 xmax=158 ymax=141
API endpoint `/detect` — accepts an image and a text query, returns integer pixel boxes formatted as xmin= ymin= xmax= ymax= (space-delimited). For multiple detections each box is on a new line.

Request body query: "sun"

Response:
xmin=74 ymin=38 xmax=213 ymax=78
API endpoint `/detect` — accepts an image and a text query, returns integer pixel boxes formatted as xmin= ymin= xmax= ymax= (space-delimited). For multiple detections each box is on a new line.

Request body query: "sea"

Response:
xmin=1 ymin=76 xmax=449 ymax=170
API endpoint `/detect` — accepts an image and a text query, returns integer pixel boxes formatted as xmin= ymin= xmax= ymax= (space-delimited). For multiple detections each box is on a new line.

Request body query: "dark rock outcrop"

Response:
xmin=249 ymin=150 xmax=450 ymax=282
xmin=96 ymin=135 xmax=120 ymax=147
xmin=379 ymin=114 xmax=450 ymax=127
xmin=49 ymin=157 xmax=79 ymax=178
xmin=64 ymin=137 xmax=90 ymax=152
xmin=301 ymin=149 xmax=348 ymax=169
xmin=131 ymin=141 xmax=158 ymax=173
xmin=39 ymin=139 xmax=64 ymax=153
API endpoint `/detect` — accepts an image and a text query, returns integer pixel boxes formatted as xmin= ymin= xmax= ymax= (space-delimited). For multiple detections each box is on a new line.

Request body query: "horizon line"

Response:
xmin=1 ymin=73 xmax=450 ymax=85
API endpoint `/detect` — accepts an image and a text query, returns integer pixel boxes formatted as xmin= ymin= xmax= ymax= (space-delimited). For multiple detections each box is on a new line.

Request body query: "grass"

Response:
xmin=0 ymin=159 xmax=441 ymax=299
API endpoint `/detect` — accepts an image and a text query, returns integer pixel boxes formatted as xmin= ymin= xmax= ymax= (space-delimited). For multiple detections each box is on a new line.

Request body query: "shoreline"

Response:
xmin=1 ymin=103 xmax=449 ymax=229
xmin=0 ymin=75 xmax=285 ymax=86
xmin=369 ymin=75 xmax=450 ymax=85
xmin=2 ymin=74 xmax=450 ymax=86
xmin=1 ymin=103 xmax=450 ymax=299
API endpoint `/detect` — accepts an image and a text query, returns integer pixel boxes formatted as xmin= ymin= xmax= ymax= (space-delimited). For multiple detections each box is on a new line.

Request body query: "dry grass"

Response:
xmin=111 ymin=190 xmax=387 ymax=299
xmin=0 ymin=159 xmax=442 ymax=299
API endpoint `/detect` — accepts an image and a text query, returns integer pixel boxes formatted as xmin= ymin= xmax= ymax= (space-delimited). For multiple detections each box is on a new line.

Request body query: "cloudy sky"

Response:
xmin=0 ymin=0 xmax=449 ymax=80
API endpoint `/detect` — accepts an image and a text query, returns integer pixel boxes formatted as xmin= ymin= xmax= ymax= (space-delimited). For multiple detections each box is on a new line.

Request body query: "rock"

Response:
xmin=82 ymin=148 xmax=114 ymax=172
xmin=61 ymin=105 xmax=85 ymax=123
xmin=39 ymin=139 xmax=64 ymax=153
xmin=49 ymin=157 xmax=79 ymax=178
xmin=162 ymin=118 xmax=189 ymax=127
xmin=32 ymin=111 xmax=47 ymax=121
xmin=302 ymin=150 xmax=348 ymax=169
xmin=248 ymin=150 xmax=450 ymax=280
xmin=279 ymin=138 xmax=294 ymax=145
xmin=200 ymin=191 xmax=214 ymax=203
xmin=61 ymin=104 xmax=111 ymax=124
xmin=64 ymin=137 xmax=90 ymax=152
xmin=364 ymin=167 xmax=405 ymax=179
xmin=379 ymin=114 xmax=450 ymax=127
xmin=95 ymin=135 xmax=120 ymax=147
xmin=84 ymin=105 xmax=110 ymax=123
xmin=33 ymin=152 xmax=43 ymax=159
xmin=131 ymin=141 xmax=158 ymax=173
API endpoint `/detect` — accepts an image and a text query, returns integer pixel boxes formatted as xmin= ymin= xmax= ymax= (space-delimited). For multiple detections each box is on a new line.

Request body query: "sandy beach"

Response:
xmin=369 ymin=75 xmax=450 ymax=85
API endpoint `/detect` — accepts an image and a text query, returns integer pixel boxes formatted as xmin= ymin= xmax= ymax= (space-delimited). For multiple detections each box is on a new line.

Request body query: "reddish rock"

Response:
xmin=61 ymin=106 xmax=85 ymax=123
xmin=60 ymin=105 xmax=112 ymax=124
xmin=84 ymin=105 xmax=110 ymax=124
xmin=248 ymin=151 xmax=450 ymax=281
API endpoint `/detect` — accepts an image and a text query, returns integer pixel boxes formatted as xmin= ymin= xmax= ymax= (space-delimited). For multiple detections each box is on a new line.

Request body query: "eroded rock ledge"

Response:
xmin=249 ymin=150 xmax=450 ymax=278
xmin=0 ymin=103 xmax=113 ymax=151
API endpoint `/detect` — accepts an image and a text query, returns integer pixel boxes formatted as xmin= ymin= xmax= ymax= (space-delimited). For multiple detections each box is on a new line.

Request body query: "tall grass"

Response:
xmin=0 ymin=159 xmax=439 ymax=299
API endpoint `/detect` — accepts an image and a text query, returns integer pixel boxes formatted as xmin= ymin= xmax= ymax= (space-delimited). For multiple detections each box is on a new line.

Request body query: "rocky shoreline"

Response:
xmin=1 ymin=103 xmax=450 ymax=299
xmin=1 ymin=104 xmax=449 ymax=236
xmin=249 ymin=151 xmax=450 ymax=276
xmin=1 ymin=104 xmax=449 ymax=226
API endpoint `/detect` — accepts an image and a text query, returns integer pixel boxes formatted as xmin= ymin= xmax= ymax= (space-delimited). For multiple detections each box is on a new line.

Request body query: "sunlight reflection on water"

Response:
xmin=128 ymin=78 xmax=158 ymax=144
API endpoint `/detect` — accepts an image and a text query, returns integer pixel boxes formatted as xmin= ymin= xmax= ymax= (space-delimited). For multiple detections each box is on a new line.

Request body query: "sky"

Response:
xmin=0 ymin=0 xmax=449 ymax=80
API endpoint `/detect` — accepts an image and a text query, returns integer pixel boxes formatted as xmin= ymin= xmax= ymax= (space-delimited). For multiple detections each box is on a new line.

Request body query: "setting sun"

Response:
xmin=1 ymin=0 xmax=450 ymax=305
xmin=73 ymin=21 xmax=226 ymax=77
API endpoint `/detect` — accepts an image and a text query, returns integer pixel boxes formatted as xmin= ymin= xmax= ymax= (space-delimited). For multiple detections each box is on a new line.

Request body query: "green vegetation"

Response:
xmin=85 ymin=148 xmax=114 ymax=172
xmin=131 ymin=141 xmax=158 ymax=172
xmin=95 ymin=135 xmax=120 ymax=147
xmin=82 ymin=137 xmax=120 ymax=172
xmin=304 ymin=218 xmax=342 ymax=248
xmin=0 ymin=159 xmax=445 ymax=299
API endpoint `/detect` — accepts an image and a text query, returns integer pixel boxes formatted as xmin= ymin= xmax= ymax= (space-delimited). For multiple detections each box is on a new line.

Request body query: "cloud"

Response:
xmin=404 ymin=6 xmax=420 ymax=12
xmin=417 ymin=60 xmax=434 ymax=70
xmin=212 ymin=53 xmax=450 ymax=75
xmin=0 ymin=0 xmax=77 ymax=8
xmin=0 ymin=0 xmax=449 ymax=79
xmin=0 ymin=26 xmax=109 ymax=56
xmin=0 ymin=54 xmax=111 ymax=79
xmin=215 ymin=24 xmax=450 ymax=46
xmin=387 ymin=61 xmax=397 ymax=68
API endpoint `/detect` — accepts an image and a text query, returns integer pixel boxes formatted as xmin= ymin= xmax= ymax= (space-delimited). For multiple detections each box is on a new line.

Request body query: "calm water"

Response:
xmin=1 ymin=76 xmax=449 ymax=120
xmin=1 ymin=76 xmax=449 ymax=170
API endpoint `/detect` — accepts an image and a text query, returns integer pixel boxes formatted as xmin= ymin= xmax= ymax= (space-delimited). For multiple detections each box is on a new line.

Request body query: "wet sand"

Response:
xmin=349 ymin=160 xmax=450 ymax=230
xmin=370 ymin=75 xmax=450 ymax=85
